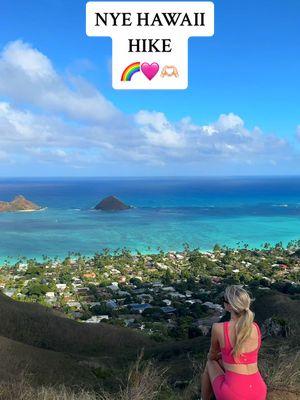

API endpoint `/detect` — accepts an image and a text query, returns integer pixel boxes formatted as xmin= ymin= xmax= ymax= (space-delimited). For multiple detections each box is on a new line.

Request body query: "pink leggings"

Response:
xmin=212 ymin=370 xmax=267 ymax=400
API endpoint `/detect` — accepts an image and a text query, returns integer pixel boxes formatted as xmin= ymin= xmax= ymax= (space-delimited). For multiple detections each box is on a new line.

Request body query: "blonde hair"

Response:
xmin=225 ymin=285 xmax=254 ymax=359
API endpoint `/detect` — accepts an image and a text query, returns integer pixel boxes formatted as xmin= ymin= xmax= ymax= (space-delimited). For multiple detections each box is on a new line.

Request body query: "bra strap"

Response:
xmin=253 ymin=322 xmax=261 ymax=347
xmin=223 ymin=322 xmax=231 ymax=348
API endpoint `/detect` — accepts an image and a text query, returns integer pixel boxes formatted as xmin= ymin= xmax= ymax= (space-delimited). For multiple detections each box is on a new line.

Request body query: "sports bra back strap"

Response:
xmin=253 ymin=322 xmax=261 ymax=347
xmin=223 ymin=322 xmax=231 ymax=348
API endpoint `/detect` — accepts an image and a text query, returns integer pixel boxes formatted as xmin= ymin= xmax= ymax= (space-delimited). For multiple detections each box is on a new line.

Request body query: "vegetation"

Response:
xmin=0 ymin=243 xmax=299 ymax=398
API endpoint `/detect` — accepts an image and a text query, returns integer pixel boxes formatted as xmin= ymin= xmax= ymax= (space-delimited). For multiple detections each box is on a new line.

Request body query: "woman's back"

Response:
xmin=218 ymin=321 xmax=261 ymax=375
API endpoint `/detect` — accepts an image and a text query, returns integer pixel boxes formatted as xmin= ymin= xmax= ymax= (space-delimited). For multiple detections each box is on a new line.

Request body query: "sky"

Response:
xmin=0 ymin=0 xmax=300 ymax=176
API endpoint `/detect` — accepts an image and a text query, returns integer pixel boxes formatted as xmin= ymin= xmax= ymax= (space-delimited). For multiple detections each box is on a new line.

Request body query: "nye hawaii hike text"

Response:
xmin=86 ymin=2 xmax=214 ymax=90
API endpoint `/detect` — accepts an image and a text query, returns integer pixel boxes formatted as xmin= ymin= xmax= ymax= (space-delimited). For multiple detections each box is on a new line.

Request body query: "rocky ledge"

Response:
xmin=0 ymin=195 xmax=42 ymax=212
xmin=94 ymin=195 xmax=131 ymax=211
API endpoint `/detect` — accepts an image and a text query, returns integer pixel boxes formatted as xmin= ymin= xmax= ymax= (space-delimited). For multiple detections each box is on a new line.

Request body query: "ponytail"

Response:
xmin=232 ymin=308 xmax=254 ymax=359
xmin=224 ymin=285 xmax=255 ymax=360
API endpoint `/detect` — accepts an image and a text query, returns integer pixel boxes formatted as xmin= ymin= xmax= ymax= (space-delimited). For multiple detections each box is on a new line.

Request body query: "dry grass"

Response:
xmin=175 ymin=356 xmax=205 ymax=400
xmin=260 ymin=347 xmax=300 ymax=392
xmin=0 ymin=381 xmax=96 ymax=400
xmin=0 ymin=350 xmax=299 ymax=400
xmin=0 ymin=353 xmax=168 ymax=400
xmin=99 ymin=352 xmax=167 ymax=400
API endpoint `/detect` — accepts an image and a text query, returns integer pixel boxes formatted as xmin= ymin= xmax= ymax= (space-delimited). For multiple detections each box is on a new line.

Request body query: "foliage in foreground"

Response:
xmin=0 ymin=348 xmax=299 ymax=400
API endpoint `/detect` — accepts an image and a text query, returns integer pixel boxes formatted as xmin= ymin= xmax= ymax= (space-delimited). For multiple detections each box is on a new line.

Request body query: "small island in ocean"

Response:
xmin=94 ymin=195 xmax=131 ymax=211
xmin=0 ymin=195 xmax=42 ymax=212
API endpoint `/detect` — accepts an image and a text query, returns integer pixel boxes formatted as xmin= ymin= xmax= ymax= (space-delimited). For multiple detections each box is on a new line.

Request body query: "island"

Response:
xmin=94 ymin=195 xmax=131 ymax=211
xmin=0 ymin=195 xmax=42 ymax=212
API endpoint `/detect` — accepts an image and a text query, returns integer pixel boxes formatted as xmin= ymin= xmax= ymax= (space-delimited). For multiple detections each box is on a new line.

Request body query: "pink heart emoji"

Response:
xmin=141 ymin=62 xmax=160 ymax=81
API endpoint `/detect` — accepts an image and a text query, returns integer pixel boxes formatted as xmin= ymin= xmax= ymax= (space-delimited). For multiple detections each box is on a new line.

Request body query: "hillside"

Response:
xmin=0 ymin=292 xmax=151 ymax=359
xmin=0 ymin=195 xmax=42 ymax=212
xmin=94 ymin=195 xmax=131 ymax=211
xmin=0 ymin=291 xmax=153 ymax=392
xmin=0 ymin=335 xmax=97 ymax=387
xmin=0 ymin=289 xmax=298 ymax=398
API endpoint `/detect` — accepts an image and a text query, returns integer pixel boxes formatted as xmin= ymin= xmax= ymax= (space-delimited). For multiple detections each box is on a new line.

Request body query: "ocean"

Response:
xmin=0 ymin=176 xmax=300 ymax=263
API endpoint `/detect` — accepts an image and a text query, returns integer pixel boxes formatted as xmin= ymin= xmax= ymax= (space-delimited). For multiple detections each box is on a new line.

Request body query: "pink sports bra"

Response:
xmin=220 ymin=321 xmax=261 ymax=364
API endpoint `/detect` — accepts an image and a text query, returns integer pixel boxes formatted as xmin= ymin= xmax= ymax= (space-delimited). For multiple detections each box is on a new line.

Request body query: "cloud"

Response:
xmin=0 ymin=40 xmax=118 ymax=123
xmin=135 ymin=110 xmax=185 ymax=149
xmin=135 ymin=111 xmax=291 ymax=165
xmin=0 ymin=40 xmax=297 ymax=174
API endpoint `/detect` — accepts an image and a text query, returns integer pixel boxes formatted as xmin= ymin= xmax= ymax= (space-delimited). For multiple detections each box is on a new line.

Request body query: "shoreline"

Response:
xmin=1 ymin=240 xmax=299 ymax=266
xmin=0 ymin=207 xmax=47 ymax=214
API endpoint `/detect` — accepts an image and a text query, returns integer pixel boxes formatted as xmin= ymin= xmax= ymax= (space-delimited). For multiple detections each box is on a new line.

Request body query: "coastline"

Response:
xmin=10 ymin=207 xmax=48 ymax=213
xmin=1 ymin=239 xmax=300 ymax=267
xmin=1 ymin=177 xmax=300 ymax=264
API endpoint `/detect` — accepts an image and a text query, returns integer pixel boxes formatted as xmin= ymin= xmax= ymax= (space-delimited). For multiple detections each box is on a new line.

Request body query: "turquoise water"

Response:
xmin=1 ymin=177 xmax=300 ymax=262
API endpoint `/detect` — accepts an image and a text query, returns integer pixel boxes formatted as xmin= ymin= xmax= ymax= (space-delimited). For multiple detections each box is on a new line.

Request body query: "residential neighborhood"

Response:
xmin=0 ymin=243 xmax=299 ymax=341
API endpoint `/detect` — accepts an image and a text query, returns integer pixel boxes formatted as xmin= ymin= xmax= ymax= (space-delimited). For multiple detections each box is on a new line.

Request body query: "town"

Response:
xmin=0 ymin=242 xmax=299 ymax=341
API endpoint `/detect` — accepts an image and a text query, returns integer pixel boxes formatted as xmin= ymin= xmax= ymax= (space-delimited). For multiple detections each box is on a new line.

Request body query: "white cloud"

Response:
xmin=135 ymin=110 xmax=185 ymax=148
xmin=0 ymin=40 xmax=118 ymax=123
xmin=213 ymin=113 xmax=244 ymax=131
xmin=0 ymin=40 xmax=297 ymax=174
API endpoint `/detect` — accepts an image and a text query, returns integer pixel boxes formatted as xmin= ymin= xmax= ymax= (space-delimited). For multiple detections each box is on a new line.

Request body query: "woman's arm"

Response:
xmin=207 ymin=323 xmax=221 ymax=361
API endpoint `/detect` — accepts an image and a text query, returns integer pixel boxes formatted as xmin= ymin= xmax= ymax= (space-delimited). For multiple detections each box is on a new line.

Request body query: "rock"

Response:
xmin=94 ymin=196 xmax=131 ymax=211
xmin=261 ymin=316 xmax=292 ymax=338
xmin=0 ymin=195 xmax=42 ymax=212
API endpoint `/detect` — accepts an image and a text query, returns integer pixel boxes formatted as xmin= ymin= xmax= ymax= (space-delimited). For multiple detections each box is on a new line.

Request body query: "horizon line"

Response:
xmin=1 ymin=175 xmax=300 ymax=179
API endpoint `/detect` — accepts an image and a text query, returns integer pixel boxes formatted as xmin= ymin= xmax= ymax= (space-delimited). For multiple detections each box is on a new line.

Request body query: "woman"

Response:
xmin=201 ymin=285 xmax=267 ymax=400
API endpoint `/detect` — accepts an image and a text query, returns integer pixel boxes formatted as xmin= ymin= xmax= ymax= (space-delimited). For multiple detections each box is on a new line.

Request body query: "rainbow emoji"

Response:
xmin=121 ymin=62 xmax=141 ymax=81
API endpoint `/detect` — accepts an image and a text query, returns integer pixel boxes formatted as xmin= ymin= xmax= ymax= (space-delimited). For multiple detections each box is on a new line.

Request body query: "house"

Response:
xmin=72 ymin=278 xmax=83 ymax=285
xmin=118 ymin=290 xmax=130 ymax=297
xmin=162 ymin=286 xmax=176 ymax=292
xmin=161 ymin=306 xmax=177 ymax=314
xmin=3 ymin=289 xmax=15 ymax=297
xmin=17 ymin=263 xmax=28 ymax=272
xmin=138 ymin=293 xmax=154 ymax=303
xmin=129 ymin=303 xmax=152 ymax=314
xmin=279 ymin=264 xmax=289 ymax=269
xmin=194 ymin=314 xmax=222 ymax=336
xmin=75 ymin=287 xmax=89 ymax=295
xmin=122 ymin=318 xmax=136 ymax=327
xmin=156 ymin=263 xmax=169 ymax=270
xmin=70 ymin=311 xmax=83 ymax=319
xmin=106 ymin=300 xmax=118 ymax=309
xmin=56 ymin=283 xmax=67 ymax=291
xmin=86 ymin=315 xmax=109 ymax=323
xmin=203 ymin=302 xmax=223 ymax=313
xmin=66 ymin=301 xmax=82 ymax=309
xmin=108 ymin=282 xmax=119 ymax=291
xmin=152 ymin=282 xmax=163 ymax=288
xmin=169 ymin=292 xmax=185 ymax=299
xmin=83 ymin=272 xmax=96 ymax=279
xmin=87 ymin=302 xmax=101 ymax=307
xmin=110 ymin=268 xmax=121 ymax=275
xmin=185 ymin=299 xmax=197 ymax=305
xmin=45 ymin=292 xmax=56 ymax=299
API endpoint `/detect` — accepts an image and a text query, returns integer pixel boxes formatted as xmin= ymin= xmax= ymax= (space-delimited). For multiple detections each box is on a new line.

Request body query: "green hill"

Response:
xmin=0 ymin=292 xmax=151 ymax=358
xmin=0 ymin=289 xmax=298 ymax=399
